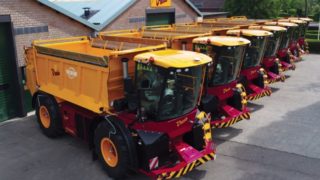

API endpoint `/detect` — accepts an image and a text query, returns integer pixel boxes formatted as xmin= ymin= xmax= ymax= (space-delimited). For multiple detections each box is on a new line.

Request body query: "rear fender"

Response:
xmin=32 ymin=92 xmax=40 ymax=108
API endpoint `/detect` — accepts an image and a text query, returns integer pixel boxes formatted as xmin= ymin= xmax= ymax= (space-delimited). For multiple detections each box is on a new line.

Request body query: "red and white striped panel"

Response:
xmin=149 ymin=157 xmax=159 ymax=170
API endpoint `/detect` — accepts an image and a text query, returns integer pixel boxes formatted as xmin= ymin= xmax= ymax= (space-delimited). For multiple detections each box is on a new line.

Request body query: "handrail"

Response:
xmin=141 ymin=25 xmax=172 ymax=30
xmin=99 ymin=29 xmax=139 ymax=37
xmin=232 ymin=16 xmax=248 ymax=19
xmin=33 ymin=36 xmax=88 ymax=45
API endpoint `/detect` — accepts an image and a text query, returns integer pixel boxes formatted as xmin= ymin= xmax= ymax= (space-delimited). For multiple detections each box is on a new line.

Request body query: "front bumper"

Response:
xmin=211 ymin=106 xmax=251 ymax=129
xmin=267 ymin=71 xmax=285 ymax=84
xmin=282 ymin=61 xmax=296 ymax=72
xmin=246 ymin=88 xmax=271 ymax=101
xmin=147 ymin=151 xmax=215 ymax=180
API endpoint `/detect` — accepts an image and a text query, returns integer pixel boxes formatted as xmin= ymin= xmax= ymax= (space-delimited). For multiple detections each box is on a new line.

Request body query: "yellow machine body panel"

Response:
xmin=192 ymin=36 xmax=250 ymax=47
xmin=264 ymin=22 xmax=298 ymax=28
xmin=25 ymin=36 xmax=168 ymax=114
xmin=249 ymin=26 xmax=287 ymax=32
xmin=134 ymin=49 xmax=212 ymax=68
xmin=227 ymin=29 xmax=273 ymax=37
xmin=286 ymin=17 xmax=314 ymax=22
xmin=278 ymin=19 xmax=307 ymax=25
xmin=98 ymin=29 xmax=210 ymax=51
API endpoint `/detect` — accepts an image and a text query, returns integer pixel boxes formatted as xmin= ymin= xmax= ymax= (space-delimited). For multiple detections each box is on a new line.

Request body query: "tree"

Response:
xmin=223 ymin=0 xmax=283 ymax=19
xmin=305 ymin=0 xmax=308 ymax=17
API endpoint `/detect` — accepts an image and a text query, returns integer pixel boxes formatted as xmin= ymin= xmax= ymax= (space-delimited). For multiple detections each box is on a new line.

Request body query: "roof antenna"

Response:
xmin=83 ymin=7 xmax=91 ymax=20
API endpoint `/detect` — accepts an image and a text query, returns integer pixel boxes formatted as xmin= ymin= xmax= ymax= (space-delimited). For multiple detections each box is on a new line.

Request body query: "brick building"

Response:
xmin=190 ymin=0 xmax=225 ymax=12
xmin=189 ymin=0 xmax=229 ymax=19
xmin=0 ymin=0 xmax=202 ymax=121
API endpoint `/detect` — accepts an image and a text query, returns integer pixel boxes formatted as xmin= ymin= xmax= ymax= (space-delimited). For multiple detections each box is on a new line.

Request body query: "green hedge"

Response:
xmin=307 ymin=30 xmax=319 ymax=34
xmin=279 ymin=13 xmax=289 ymax=17
xmin=306 ymin=34 xmax=319 ymax=39
xmin=306 ymin=39 xmax=320 ymax=52
xmin=310 ymin=13 xmax=320 ymax=22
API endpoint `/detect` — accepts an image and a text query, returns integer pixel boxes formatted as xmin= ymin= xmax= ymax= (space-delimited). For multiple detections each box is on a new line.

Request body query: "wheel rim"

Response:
xmin=39 ymin=106 xmax=50 ymax=128
xmin=101 ymin=138 xmax=118 ymax=167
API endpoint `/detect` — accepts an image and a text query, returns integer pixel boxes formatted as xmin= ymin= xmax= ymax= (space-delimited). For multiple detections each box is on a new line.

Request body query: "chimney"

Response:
xmin=83 ymin=7 xmax=91 ymax=19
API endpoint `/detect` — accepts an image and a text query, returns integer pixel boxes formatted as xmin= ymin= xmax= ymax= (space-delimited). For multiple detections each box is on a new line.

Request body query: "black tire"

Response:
xmin=35 ymin=94 xmax=63 ymax=138
xmin=292 ymin=49 xmax=298 ymax=57
xmin=284 ymin=52 xmax=291 ymax=64
xmin=297 ymin=46 xmax=300 ymax=57
xmin=94 ymin=120 xmax=132 ymax=179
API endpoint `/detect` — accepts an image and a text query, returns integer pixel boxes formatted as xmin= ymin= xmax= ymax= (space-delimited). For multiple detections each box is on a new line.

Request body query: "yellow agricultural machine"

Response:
xmin=282 ymin=17 xmax=313 ymax=53
xmin=264 ymin=22 xmax=301 ymax=62
xmin=276 ymin=19 xmax=308 ymax=57
xmin=24 ymin=36 xmax=217 ymax=180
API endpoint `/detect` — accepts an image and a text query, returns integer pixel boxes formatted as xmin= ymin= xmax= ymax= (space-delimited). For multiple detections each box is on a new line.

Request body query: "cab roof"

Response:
xmin=264 ymin=22 xmax=298 ymax=27
xmin=134 ymin=50 xmax=212 ymax=68
xmin=249 ymin=26 xmax=287 ymax=32
xmin=192 ymin=36 xmax=250 ymax=47
xmin=278 ymin=19 xmax=307 ymax=24
xmin=287 ymin=17 xmax=313 ymax=22
xmin=227 ymin=29 xmax=273 ymax=37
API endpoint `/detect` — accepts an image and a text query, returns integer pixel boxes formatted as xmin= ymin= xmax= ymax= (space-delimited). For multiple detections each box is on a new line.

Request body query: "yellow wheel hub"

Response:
xmin=39 ymin=106 xmax=50 ymax=128
xmin=101 ymin=138 xmax=118 ymax=167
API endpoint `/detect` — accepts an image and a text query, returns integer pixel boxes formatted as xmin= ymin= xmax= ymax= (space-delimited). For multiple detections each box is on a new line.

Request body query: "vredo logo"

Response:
xmin=156 ymin=0 xmax=167 ymax=6
xmin=66 ymin=67 xmax=77 ymax=79
xmin=223 ymin=87 xmax=231 ymax=94
xmin=51 ymin=69 xmax=60 ymax=76
xmin=251 ymin=70 xmax=257 ymax=75
xmin=151 ymin=0 xmax=171 ymax=8
xmin=177 ymin=117 xmax=188 ymax=127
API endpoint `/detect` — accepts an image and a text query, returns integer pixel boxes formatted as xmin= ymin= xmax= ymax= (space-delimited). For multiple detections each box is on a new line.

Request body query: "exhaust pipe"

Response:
xmin=182 ymin=41 xmax=187 ymax=51
xmin=121 ymin=58 xmax=129 ymax=78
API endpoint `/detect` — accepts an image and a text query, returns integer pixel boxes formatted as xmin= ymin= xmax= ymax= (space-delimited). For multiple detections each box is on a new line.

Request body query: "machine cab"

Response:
xmin=249 ymin=26 xmax=287 ymax=59
xmin=128 ymin=50 xmax=212 ymax=122
xmin=227 ymin=30 xmax=272 ymax=70
xmin=278 ymin=19 xmax=306 ymax=43
xmin=264 ymin=22 xmax=298 ymax=49
xmin=192 ymin=37 xmax=250 ymax=88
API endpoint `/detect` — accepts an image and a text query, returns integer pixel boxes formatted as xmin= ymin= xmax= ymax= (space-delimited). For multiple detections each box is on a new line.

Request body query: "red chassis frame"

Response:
xmin=240 ymin=65 xmax=272 ymax=101
xmin=277 ymin=47 xmax=296 ymax=72
xmin=206 ymin=80 xmax=251 ymax=129
xmin=261 ymin=55 xmax=286 ymax=84
xmin=59 ymin=102 xmax=216 ymax=180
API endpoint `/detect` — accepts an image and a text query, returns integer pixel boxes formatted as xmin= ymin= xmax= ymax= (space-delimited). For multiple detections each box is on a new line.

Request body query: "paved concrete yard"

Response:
xmin=1 ymin=54 xmax=320 ymax=180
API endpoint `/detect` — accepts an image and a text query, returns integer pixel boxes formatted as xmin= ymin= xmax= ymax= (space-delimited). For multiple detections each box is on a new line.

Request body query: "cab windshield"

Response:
xmin=136 ymin=63 xmax=204 ymax=121
xmin=264 ymin=31 xmax=282 ymax=58
xmin=194 ymin=44 xmax=244 ymax=87
xmin=280 ymin=27 xmax=292 ymax=48
xmin=300 ymin=23 xmax=307 ymax=38
xmin=242 ymin=36 xmax=267 ymax=68
xmin=291 ymin=26 xmax=300 ymax=43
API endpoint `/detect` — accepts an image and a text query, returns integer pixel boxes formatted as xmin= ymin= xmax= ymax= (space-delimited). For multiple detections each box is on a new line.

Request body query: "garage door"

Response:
xmin=146 ymin=13 xmax=174 ymax=26
xmin=0 ymin=23 xmax=18 ymax=122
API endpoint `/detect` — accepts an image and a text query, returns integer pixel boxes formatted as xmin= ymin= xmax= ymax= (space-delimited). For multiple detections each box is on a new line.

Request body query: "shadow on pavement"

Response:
xmin=270 ymin=87 xmax=280 ymax=94
xmin=247 ymin=102 xmax=264 ymax=113
xmin=212 ymin=127 xmax=243 ymax=146
xmin=224 ymin=101 xmax=320 ymax=179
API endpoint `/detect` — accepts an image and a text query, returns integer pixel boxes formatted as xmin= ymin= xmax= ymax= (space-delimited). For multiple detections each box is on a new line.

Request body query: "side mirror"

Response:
xmin=124 ymin=77 xmax=133 ymax=93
